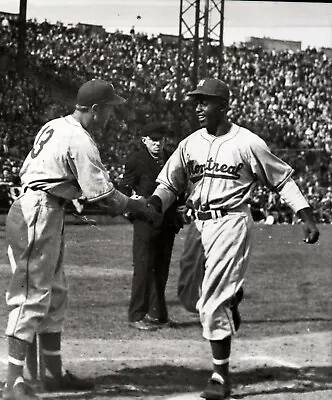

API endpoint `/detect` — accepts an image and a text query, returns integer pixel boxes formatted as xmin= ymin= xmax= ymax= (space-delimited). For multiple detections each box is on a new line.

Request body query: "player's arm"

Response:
xmin=246 ymin=137 xmax=319 ymax=244
xmin=278 ymin=179 xmax=319 ymax=244
xmin=94 ymin=189 xmax=162 ymax=227
xmin=68 ymin=134 xmax=162 ymax=225
xmin=148 ymin=145 xmax=188 ymax=213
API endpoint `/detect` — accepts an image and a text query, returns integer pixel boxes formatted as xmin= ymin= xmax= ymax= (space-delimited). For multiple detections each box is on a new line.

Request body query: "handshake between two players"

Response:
xmin=125 ymin=195 xmax=164 ymax=227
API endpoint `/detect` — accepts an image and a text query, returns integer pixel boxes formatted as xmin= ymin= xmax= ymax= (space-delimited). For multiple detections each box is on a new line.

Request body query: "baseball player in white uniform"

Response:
xmin=148 ymin=78 xmax=320 ymax=399
xmin=3 ymin=79 xmax=161 ymax=400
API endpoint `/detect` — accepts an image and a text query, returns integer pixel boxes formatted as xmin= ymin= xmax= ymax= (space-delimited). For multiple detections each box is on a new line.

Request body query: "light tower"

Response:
xmin=175 ymin=0 xmax=225 ymax=134
xmin=18 ymin=0 xmax=27 ymax=77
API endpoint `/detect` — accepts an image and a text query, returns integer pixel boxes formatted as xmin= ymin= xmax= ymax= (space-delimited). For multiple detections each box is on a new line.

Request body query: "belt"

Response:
xmin=196 ymin=209 xmax=228 ymax=221
xmin=25 ymin=187 xmax=66 ymax=207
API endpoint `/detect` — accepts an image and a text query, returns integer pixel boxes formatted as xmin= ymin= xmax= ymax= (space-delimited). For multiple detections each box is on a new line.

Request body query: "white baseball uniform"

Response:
xmin=154 ymin=123 xmax=307 ymax=340
xmin=6 ymin=115 xmax=128 ymax=343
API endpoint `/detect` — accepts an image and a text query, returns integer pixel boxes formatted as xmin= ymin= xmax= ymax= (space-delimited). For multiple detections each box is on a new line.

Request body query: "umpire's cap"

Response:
xmin=77 ymin=79 xmax=126 ymax=108
xmin=141 ymin=122 xmax=167 ymax=140
xmin=187 ymin=78 xmax=229 ymax=101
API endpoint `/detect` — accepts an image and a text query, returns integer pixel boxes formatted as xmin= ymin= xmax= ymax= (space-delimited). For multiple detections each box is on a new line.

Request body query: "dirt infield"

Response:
xmin=0 ymin=223 xmax=331 ymax=399
xmin=0 ymin=331 xmax=331 ymax=399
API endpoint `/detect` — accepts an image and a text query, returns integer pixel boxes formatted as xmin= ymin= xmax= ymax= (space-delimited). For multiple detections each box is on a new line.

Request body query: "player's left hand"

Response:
xmin=302 ymin=221 xmax=320 ymax=244
xmin=297 ymin=207 xmax=320 ymax=244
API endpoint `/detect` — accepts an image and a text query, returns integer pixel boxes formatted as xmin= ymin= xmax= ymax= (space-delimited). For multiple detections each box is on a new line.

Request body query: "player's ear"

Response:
xmin=91 ymin=104 xmax=99 ymax=113
xmin=141 ymin=137 xmax=147 ymax=145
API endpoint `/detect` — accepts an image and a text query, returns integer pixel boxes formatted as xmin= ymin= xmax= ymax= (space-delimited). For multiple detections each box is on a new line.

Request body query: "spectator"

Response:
xmin=0 ymin=18 xmax=331 ymax=222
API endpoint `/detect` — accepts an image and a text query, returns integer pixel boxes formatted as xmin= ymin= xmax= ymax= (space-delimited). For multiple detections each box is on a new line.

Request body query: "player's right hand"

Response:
xmin=177 ymin=205 xmax=194 ymax=225
xmin=126 ymin=197 xmax=164 ymax=227
xmin=177 ymin=200 xmax=196 ymax=225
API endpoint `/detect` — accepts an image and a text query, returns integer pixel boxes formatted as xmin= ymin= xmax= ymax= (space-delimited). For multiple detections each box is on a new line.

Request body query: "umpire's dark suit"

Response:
xmin=119 ymin=144 xmax=180 ymax=324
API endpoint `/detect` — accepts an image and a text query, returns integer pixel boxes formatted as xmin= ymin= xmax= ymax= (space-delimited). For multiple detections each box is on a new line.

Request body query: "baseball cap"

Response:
xmin=187 ymin=78 xmax=229 ymax=100
xmin=141 ymin=122 xmax=166 ymax=140
xmin=76 ymin=79 xmax=126 ymax=107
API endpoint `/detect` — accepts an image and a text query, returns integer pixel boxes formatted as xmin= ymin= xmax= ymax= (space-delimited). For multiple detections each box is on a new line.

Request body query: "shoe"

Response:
xmin=2 ymin=382 xmax=39 ymax=400
xmin=43 ymin=370 xmax=94 ymax=392
xmin=200 ymin=373 xmax=231 ymax=400
xmin=146 ymin=315 xmax=179 ymax=328
xmin=160 ymin=317 xmax=179 ymax=328
xmin=128 ymin=319 xmax=159 ymax=331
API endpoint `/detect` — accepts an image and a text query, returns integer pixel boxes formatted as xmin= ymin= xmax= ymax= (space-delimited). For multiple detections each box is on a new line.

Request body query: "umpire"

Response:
xmin=119 ymin=122 xmax=182 ymax=330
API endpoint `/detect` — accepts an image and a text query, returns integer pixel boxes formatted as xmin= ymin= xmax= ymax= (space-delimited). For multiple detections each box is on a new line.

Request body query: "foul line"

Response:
xmin=239 ymin=355 xmax=301 ymax=369
xmin=0 ymin=354 xmax=302 ymax=369
xmin=0 ymin=355 xmax=204 ymax=366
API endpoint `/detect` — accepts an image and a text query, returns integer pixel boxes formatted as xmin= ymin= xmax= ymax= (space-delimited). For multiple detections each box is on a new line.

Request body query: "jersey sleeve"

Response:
xmin=245 ymin=135 xmax=294 ymax=190
xmin=156 ymin=144 xmax=188 ymax=196
xmin=68 ymin=132 xmax=114 ymax=202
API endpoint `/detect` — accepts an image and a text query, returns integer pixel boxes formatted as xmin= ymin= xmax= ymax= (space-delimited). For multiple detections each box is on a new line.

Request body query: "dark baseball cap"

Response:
xmin=187 ymin=78 xmax=229 ymax=100
xmin=76 ymin=79 xmax=126 ymax=107
xmin=141 ymin=122 xmax=166 ymax=140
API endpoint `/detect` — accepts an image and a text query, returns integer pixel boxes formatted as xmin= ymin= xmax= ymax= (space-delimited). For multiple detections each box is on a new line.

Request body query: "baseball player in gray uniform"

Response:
xmin=148 ymin=78 xmax=320 ymax=399
xmin=3 ymin=79 xmax=161 ymax=400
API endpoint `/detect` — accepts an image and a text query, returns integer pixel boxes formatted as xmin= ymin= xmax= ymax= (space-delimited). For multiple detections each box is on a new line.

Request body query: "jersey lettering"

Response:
xmin=31 ymin=126 xmax=54 ymax=159
xmin=187 ymin=159 xmax=244 ymax=183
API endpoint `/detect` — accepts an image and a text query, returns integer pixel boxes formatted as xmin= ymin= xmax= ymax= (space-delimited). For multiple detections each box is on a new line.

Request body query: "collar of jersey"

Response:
xmin=200 ymin=123 xmax=239 ymax=143
xmin=66 ymin=114 xmax=82 ymax=128
xmin=65 ymin=114 xmax=95 ymax=142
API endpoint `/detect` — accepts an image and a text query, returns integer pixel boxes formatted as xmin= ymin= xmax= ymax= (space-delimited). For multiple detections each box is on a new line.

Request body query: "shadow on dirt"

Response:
xmin=17 ymin=364 xmax=331 ymax=399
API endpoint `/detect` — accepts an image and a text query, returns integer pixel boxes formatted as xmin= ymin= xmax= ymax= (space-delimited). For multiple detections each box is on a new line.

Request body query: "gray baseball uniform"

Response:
xmin=6 ymin=115 xmax=127 ymax=343
xmin=154 ymin=123 xmax=308 ymax=340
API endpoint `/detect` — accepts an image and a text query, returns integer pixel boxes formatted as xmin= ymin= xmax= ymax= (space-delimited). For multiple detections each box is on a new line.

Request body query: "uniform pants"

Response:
xmin=178 ymin=222 xmax=206 ymax=313
xmin=5 ymin=189 xmax=68 ymax=343
xmin=128 ymin=219 xmax=176 ymax=322
xmin=196 ymin=209 xmax=253 ymax=341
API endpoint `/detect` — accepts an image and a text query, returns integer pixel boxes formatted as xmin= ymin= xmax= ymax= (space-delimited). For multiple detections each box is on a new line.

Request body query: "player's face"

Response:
xmin=142 ymin=136 xmax=164 ymax=155
xmin=194 ymin=95 xmax=224 ymax=134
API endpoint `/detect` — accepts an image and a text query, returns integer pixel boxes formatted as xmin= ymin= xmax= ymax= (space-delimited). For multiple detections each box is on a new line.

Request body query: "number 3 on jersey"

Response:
xmin=31 ymin=126 xmax=54 ymax=159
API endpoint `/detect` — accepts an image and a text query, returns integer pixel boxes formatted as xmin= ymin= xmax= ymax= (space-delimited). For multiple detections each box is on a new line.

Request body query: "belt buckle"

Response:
xmin=197 ymin=209 xmax=227 ymax=221
xmin=197 ymin=211 xmax=211 ymax=221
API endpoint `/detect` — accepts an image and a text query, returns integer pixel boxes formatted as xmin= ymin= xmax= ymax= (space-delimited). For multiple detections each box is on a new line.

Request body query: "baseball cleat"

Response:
xmin=200 ymin=373 xmax=231 ymax=400
xmin=43 ymin=370 xmax=94 ymax=392
xmin=2 ymin=382 xmax=39 ymax=400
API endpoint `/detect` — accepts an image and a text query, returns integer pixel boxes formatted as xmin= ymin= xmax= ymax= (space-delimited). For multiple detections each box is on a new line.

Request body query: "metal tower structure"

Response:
xmin=177 ymin=0 xmax=225 ymax=88
xmin=18 ymin=0 xmax=27 ymax=77
xmin=175 ymin=0 xmax=225 ymax=135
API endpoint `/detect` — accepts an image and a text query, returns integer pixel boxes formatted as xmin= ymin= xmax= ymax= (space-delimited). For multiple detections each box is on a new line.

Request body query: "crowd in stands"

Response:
xmin=0 ymin=15 xmax=331 ymax=223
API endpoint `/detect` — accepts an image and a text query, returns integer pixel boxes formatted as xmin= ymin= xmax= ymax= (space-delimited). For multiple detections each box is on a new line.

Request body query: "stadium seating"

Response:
xmin=0 ymin=17 xmax=331 ymax=223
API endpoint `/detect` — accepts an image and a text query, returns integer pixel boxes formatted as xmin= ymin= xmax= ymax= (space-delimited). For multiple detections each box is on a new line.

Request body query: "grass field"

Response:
xmin=0 ymin=219 xmax=331 ymax=399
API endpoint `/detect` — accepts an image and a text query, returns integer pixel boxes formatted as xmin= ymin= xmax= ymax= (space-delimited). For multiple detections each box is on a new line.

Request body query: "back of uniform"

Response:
xmin=6 ymin=114 xmax=120 ymax=343
xmin=20 ymin=115 xmax=115 ymax=201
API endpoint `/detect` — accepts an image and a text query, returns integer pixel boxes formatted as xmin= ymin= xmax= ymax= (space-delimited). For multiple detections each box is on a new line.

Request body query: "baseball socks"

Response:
xmin=3 ymin=336 xmax=38 ymax=400
xmin=39 ymin=332 xmax=94 ymax=391
xmin=39 ymin=332 xmax=63 ymax=380
xmin=201 ymin=337 xmax=232 ymax=399
xmin=210 ymin=336 xmax=231 ymax=381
